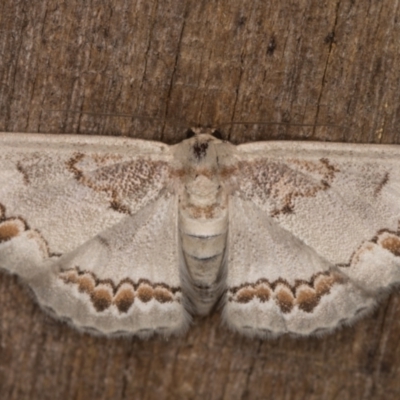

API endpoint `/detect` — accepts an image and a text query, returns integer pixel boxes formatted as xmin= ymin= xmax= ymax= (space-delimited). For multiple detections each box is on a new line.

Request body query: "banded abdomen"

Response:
xmin=179 ymin=175 xmax=228 ymax=315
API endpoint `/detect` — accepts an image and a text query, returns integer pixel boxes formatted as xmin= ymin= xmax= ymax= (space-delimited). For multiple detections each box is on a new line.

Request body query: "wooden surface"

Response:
xmin=1 ymin=1 xmax=400 ymax=399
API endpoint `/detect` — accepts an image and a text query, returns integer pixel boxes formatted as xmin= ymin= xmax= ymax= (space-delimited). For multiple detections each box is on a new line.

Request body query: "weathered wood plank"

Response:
xmin=1 ymin=1 xmax=400 ymax=399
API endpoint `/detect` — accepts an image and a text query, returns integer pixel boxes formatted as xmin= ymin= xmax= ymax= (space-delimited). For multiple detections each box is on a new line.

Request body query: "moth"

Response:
xmin=0 ymin=129 xmax=399 ymax=338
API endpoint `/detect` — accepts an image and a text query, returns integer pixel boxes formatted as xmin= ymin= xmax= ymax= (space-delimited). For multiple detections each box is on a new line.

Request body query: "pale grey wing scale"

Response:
xmin=0 ymin=133 xmax=188 ymax=337
xmin=223 ymin=141 xmax=400 ymax=337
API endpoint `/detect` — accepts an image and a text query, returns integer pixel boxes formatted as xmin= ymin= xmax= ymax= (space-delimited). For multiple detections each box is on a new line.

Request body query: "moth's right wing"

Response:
xmin=222 ymin=141 xmax=400 ymax=338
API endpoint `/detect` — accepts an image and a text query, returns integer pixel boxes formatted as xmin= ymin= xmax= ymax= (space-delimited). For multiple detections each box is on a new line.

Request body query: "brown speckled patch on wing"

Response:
xmin=59 ymin=267 xmax=181 ymax=313
xmin=231 ymin=158 xmax=339 ymax=216
xmin=229 ymin=271 xmax=346 ymax=313
xmin=66 ymin=153 xmax=170 ymax=214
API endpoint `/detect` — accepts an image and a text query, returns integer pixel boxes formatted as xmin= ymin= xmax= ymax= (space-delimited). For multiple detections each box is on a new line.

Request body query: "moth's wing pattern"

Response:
xmin=224 ymin=141 xmax=400 ymax=337
xmin=0 ymin=133 xmax=188 ymax=337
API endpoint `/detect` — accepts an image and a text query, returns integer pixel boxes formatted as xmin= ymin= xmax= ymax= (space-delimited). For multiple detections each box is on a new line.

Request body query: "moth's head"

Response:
xmin=173 ymin=127 xmax=232 ymax=167
xmin=182 ymin=128 xmax=224 ymax=163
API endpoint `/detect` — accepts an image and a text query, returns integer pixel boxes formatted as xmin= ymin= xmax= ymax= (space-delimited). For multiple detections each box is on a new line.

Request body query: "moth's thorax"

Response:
xmin=179 ymin=173 xmax=228 ymax=234
xmin=176 ymin=134 xmax=229 ymax=315
xmin=186 ymin=174 xmax=219 ymax=205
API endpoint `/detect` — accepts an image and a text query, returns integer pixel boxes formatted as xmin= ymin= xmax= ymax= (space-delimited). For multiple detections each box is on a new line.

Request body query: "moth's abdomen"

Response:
xmin=180 ymin=211 xmax=227 ymax=279
xmin=179 ymin=202 xmax=228 ymax=315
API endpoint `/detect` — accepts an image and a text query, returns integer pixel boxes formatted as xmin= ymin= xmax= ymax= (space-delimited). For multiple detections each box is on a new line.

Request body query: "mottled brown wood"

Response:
xmin=1 ymin=1 xmax=400 ymax=399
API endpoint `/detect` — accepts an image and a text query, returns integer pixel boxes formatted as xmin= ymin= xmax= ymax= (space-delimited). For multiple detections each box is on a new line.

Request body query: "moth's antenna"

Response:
xmin=217 ymin=120 xmax=347 ymax=130
xmin=46 ymin=109 xmax=196 ymax=130
xmin=48 ymin=109 xmax=159 ymax=119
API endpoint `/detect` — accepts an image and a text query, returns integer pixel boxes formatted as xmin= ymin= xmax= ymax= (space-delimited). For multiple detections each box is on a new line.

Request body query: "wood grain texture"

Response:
xmin=1 ymin=1 xmax=400 ymax=399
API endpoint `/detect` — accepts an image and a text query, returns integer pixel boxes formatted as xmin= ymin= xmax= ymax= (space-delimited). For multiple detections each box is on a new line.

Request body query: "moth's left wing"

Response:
xmin=223 ymin=141 xmax=400 ymax=337
xmin=0 ymin=133 xmax=187 ymax=337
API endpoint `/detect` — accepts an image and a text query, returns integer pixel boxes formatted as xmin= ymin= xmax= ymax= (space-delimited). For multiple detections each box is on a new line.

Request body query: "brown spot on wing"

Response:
xmin=235 ymin=287 xmax=258 ymax=303
xmin=114 ymin=284 xmax=135 ymax=313
xmin=91 ymin=283 xmax=113 ymax=312
xmin=0 ymin=219 xmax=27 ymax=242
xmin=136 ymin=283 xmax=154 ymax=303
xmin=78 ymin=274 xmax=96 ymax=293
xmin=313 ymin=273 xmax=344 ymax=295
xmin=295 ymin=285 xmax=320 ymax=313
xmin=59 ymin=267 xmax=181 ymax=313
xmin=154 ymin=286 xmax=175 ymax=303
xmin=255 ymin=282 xmax=271 ymax=302
xmin=60 ymin=269 xmax=79 ymax=283
xmin=274 ymin=284 xmax=295 ymax=313
xmin=378 ymin=232 xmax=400 ymax=257
xmin=230 ymin=271 xmax=345 ymax=314
xmin=0 ymin=204 xmax=50 ymax=258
